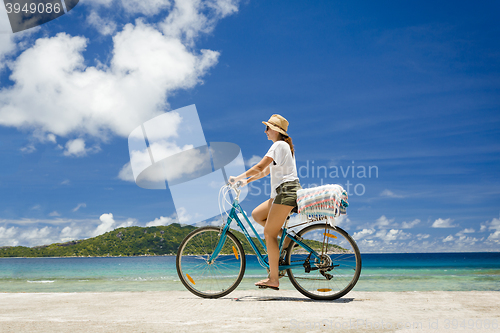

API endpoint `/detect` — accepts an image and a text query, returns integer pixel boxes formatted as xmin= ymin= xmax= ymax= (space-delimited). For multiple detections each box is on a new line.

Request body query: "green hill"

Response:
xmin=0 ymin=224 xmax=265 ymax=258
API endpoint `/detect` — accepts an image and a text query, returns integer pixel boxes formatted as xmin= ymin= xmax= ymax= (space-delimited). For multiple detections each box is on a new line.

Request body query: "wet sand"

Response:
xmin=1 ymin=290 xmax=499 ymax=332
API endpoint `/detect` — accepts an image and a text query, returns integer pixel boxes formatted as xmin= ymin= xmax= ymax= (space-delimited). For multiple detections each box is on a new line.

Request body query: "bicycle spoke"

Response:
xmin=177 ymin=227 xmax=246 ymax=298
xmin=286 ymin=224 xmax=361 ymax=300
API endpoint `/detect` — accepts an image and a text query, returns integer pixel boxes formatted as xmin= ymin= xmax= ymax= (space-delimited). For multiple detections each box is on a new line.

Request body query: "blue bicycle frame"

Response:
xmin=209 ymin=194 xmax=324 ymax=271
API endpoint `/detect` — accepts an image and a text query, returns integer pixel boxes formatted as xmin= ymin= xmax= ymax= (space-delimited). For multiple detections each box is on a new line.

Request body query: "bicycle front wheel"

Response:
xmin=176 ymin=226 xmax=246 ymax=298
xmin=286 ymin=223 xmax=361 ymax=300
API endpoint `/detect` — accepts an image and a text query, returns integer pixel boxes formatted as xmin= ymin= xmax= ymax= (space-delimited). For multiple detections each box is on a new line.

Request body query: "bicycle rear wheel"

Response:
xmin=176 ymin=226 xmax=246 ymax=298
xmin=286 ymin=223 xmax=361 ymax=300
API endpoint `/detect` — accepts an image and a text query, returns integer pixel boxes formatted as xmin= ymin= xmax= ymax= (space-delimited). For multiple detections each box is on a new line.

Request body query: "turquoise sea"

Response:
xmin=1 ymin=253 xmax=499 ymax=293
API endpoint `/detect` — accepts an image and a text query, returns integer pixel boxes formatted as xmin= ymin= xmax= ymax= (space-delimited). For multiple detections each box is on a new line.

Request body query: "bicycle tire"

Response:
xmin=176 ymin=226 xmax=246 ymax=298
xmin=286 ymin=223 xmax=361 ymax=300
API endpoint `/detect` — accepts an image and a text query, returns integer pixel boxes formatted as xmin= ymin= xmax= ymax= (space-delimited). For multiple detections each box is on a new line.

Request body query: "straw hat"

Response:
xmin=262 ymin=114 xmax=289 ymax=137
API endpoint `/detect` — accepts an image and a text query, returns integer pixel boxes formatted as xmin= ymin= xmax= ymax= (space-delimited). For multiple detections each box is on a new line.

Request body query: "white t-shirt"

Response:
xmin=265 ymin=140 xmax=299 ymax=198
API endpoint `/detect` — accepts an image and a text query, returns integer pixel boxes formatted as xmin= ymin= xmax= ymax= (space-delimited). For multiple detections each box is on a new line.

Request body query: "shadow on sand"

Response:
xmin=230 ymin=295 xmax=355 ymax=303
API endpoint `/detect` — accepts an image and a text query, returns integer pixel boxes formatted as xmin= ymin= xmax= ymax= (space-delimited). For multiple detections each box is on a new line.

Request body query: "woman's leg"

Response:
xmin=252 ymin=199 xmax=273 ymax=228
xmin=256 ymin=203 xmax=293 ymax=288
xmin=253 ymin=199 xmax=291 ymax=248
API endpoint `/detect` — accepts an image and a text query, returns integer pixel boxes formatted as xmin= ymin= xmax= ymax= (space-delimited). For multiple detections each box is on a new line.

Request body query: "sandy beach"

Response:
xmin=1 ymin=290 xmax=499 ymax=332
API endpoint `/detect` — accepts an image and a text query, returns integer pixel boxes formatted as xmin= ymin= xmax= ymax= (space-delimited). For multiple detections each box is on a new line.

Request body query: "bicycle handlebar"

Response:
xmin=225 ymin=181 xmax=242 ymax=201
xmin=227 ymin=180 xmax=242 ymax=188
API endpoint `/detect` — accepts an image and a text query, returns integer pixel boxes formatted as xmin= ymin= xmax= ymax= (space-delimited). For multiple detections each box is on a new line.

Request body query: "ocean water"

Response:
xmin=0 ymin=253 xmax=499 ymax=293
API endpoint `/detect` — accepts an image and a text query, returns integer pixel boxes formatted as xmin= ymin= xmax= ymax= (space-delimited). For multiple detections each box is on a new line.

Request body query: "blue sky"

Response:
xmin=0 ymin=0 xmax=499 ymax=252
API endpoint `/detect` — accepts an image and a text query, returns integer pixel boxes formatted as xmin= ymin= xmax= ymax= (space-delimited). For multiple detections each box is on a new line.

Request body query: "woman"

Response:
xmin=229 ymin=114 xmax=301 ymax=290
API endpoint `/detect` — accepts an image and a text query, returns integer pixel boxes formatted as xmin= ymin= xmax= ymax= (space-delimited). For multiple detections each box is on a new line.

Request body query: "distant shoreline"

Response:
xmin=1 ymin=251 xmax=499 ymax=259
xmin=0 ymin=254 xmax=177 ymax=259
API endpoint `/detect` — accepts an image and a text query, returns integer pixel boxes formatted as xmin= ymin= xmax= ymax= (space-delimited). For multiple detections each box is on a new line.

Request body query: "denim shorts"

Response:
xmin=273 ymin=180 xmax=302 ymax=207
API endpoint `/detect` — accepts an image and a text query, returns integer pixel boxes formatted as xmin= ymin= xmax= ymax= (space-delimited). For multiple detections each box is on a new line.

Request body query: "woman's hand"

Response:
xmin=229 ymin=177 xmax=247 ymax=187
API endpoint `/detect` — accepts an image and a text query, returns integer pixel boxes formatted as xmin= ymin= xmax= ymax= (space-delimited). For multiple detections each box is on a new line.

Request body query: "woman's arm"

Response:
xmin=229 ymin=156 xmax=273 ymax=186
xmin=246 ymin=164 xmax=270 ymax=183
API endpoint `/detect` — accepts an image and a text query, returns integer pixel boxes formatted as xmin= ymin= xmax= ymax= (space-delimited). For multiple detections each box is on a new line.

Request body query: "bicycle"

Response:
xmin=176 ymin=182 xmax=361 ymax=300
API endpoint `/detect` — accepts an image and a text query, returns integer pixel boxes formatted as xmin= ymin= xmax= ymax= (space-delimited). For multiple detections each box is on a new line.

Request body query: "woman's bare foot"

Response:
xmin=255 ymin=278 xmax=279 ymax=290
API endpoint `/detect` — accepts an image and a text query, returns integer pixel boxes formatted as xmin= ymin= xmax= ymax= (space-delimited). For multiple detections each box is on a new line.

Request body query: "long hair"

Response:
xmin=279 ymin=134 xmax=294 ymax=156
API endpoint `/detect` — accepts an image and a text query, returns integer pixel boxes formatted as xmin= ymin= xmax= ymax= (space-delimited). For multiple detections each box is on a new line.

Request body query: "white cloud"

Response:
xmin=209 ymin=0 xmax=239 ymax=16
xmin=118 ymin=219 xmax=137 ymax=228
xmin=375 ymin=229 xmax=411 ymax=242
xmin=176 ymin=207 xmax=192 ymax=224
xmin=375 ymin=215 xmax=395 ymax=228
xmin=353 ymin=225 xmax=412 ymax=245
xmin=0 ymin=0 xmax=238 ymax=147
xmin=246 ymin=155 xmax=262 ymax=167
xmin=333 ymin=214 xmax=351 ymax=229
xmin=19 ymin=132 xmax=58 ymax=156
xmin=60 ymin=226 xmax=83 ymax=242
xmin=87 ymin=0 xmax=239 ymax=19
xmin=447 ymin=230 xmax=481 ymax=246
xmin=0 ymin=226 xmax=18 ymax=240
xmin=93 ymin=213 xmax=116 ymax=237
xmin=416 ymin=233 xmax=430 ymax=240
xmin=87 ymin=11 xmax=117 ymax=35
xmin=20 ymin=143 xmax=36 ymax=153
xmin=488 ymin=217 xmax=500 ymax=230
xmin=160 ymin=0 xmax=239 ymax=46
xmin=1 ymin=225 xmax=68 ymax=247
xmin=352 ymin=228 xmax=375 ymax=240
xmin=380 ymin=189 xmax=405 ymax=198
xmin=63 ymin=139 xmax=101 ymax=157
xmin=401 ymin=218 xmax=420 ymax=229
xmin=457 ymin=236 xmax=480 ymax=244
xmin=431 ymin=218 xmax=456 ymax=228
xmin=84 ymin=0 xmax=114 ymax=7
xmin=46 ymin=133 xmax=57 ymax=143
xmin=118 ymin=162 xmax=135 ymax=182
xmin=482 ymin=217 xmax=500 ymax=243
xmin=487 ymin=231 xmax=500 ymax=242
xmin=19 ymin=226 xmax=54 ymax=245
xmin=146 ymin=215 xmax=177 ymax=227
xmin=121 ymin=0 xmax=172 ymax=16
xmin=72 ymin=203 xmax=87 ymax=212
xmin=478 ymin=217 xmax=500 ymax=240
xmin=443 ymin=235 xmax=454 ymax=242
xmin=360 ymin=216 xmax=418 ymax=230
xmin=49 ymin=211 xmax=61 ymax=217
xmin=85 ymin=0 xmax=172 ymax=16
xmin=30 ymin=204 xmax=41 ymax=210
xmin=92 ymin=213 xmax=138 ymax=237
xmin=64 ymin=139 xmax=86 ymax=157
xmin=0 ymin=217 xmax=79 ymax=225
xmin=146 ymin=207 xmax=193 ymax=226
xmin=456 ymin=228 xmax=475 ymax=237
xmin=1 ymin=215 xmax=145 ymax=246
